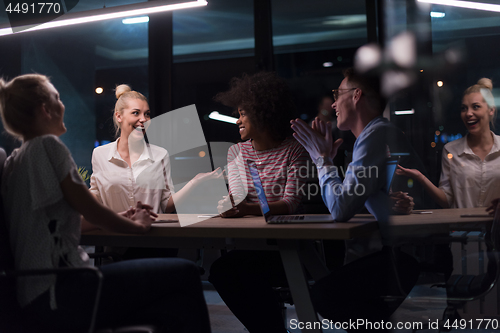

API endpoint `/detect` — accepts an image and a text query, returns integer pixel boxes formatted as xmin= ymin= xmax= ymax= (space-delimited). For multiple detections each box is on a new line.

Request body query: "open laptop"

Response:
xmin=247 ymin=157 xmax=400 ymax=224
xmin=247 ymin=159 xmax=334 ymax=224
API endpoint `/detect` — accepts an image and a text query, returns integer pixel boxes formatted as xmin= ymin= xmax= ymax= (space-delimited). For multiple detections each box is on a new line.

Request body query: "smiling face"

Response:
xmin=44 ymin=81 xmax=66 ymax=137
xmin=332 ymin=77 xmax=357 ymax=131
xmin=236 ymin=107 xmax=257 ymax=141
xmin=461 ymin=92 xmax=495 ymax=135
xmin=116 ymin=98 xmax=151 ymax=141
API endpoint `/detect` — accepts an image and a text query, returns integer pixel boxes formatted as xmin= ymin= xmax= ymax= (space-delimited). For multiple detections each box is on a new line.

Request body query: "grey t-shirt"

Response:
xmin=1 ymin=135 xmax=89 ymax=308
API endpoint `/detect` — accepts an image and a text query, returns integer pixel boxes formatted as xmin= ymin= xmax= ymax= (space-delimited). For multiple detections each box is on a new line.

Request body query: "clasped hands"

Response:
xmin=120 ymin=201 xmax=158 ymax=220
xmin=290 ymin=117 xmax=343 ymax=162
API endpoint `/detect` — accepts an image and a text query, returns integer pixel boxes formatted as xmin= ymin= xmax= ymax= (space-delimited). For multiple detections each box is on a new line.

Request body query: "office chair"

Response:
xmin=401 ymin=210 xmax=500 ymax=333
xmin=439 ymin=207 xmax=500 ymax=332
xmin=0 ymin=148 xmax=155 ymax=333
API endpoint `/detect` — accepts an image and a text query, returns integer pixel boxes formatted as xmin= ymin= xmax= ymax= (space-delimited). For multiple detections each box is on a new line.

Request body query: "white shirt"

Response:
xmin=439 ymin=132 xmax=500 ymax=208
xmin=90 ymin=139 xmax=175 ymax=214
xmin=1 ymin=135 xmax=89 ymax=308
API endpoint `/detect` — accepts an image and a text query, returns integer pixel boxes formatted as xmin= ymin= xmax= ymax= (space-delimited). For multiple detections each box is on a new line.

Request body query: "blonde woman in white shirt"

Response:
xmin=397 ymin=78 xmax=500 ymax=208
xmin=90 ymin=85 xmax=176 ymax=216
xmin=90 ymin=85 xmax=219 ymax=258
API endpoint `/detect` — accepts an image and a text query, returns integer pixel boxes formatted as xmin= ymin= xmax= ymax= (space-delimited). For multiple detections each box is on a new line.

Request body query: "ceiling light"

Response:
xmin=208 ymin=111 xmax=238 ymax=124
xmin=418 ymin=0 xmax=500 ymax=13
xmin=95 ymin=87 xmax=103 ymax=94
xmin=430 ymin=11 xmax=446 ymax=17
xmin=395 ymin=109 xmax=415 ymax=115
xmin=0 ymin=0 xmax=207 ymax=37
xmin=323 ymin=62 xmax=333 ymax=67
xmin=437 ymin=80 xmax=444 ymax=87
xmin=122 ymin=16 xmax=150 ymax=24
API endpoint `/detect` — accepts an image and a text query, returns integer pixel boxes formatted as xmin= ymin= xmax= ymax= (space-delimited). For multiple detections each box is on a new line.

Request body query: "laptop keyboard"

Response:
xmin=275 ymin=215 xmax=305 ymax=221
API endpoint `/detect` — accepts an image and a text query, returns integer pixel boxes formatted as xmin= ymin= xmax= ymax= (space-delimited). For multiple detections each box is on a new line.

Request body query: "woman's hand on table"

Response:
xmin=486 ymin=198 xmax=500 ymax=215
xmin=217 ymin=194 xmax=247 ymax=218
xmin=391 ymin=191 xmax=414 ymax=215
xmin=119 ymin=203 xmax=158 ymax=219
xmin=129 ymin=201 xmax=154 ymax=232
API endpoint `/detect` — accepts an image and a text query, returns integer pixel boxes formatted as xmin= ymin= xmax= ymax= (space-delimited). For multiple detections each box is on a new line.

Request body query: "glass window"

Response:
xmin=272 ymin=0 xmax=367 ymax=54
xmin=0 ymin=14 xmax=148 ymax=176
xmin=271 ymin=0 xmax=367 ymax=124
xmin=430 ymin=2 xmax=500 ymax=139
xmin=173 ymin=0 xmax=254 ymax=62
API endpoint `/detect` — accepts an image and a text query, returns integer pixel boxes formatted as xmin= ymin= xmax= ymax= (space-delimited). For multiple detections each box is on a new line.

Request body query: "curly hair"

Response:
xmin=214 ymin=72 xmax=297 ymax=141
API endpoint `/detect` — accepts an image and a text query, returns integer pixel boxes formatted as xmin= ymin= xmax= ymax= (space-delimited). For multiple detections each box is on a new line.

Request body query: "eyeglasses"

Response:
xmin=332 ymin=88 xmax=357 ymax=101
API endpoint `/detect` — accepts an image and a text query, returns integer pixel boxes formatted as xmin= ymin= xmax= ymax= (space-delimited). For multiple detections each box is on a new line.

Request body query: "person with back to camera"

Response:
xmin=0 ymin=74 xmax=211 ymax=333
xmin=90 ymin=84 xmax=220 ymax=259
xmin=209 ymin=71 xmax=308 ymax=333
xmin=397 ymin=78 xmax=500 ymax=210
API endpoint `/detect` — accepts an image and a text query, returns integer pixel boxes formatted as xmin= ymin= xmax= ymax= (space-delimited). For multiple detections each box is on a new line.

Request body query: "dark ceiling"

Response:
xmin=0 ymin=0 xmax=499 ymax=68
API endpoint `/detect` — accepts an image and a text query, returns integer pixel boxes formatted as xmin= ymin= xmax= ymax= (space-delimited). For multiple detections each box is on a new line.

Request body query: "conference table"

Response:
xmin=389 ymin=207 xmax=493 ymax=236
xmin=80 ymin=208 xmax=494 ymax=333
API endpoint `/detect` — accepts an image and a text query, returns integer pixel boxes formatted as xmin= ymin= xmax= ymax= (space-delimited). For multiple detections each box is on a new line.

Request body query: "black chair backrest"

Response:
xmin=0 ymin=147 xmax=13 ymax=268
xmin=0 ymin=147 xmax=18 ymax=313
xmin=0 ymin=147 xmax=13 ymax=269
xmin=487 ymin=205 xmax=500 ymax=285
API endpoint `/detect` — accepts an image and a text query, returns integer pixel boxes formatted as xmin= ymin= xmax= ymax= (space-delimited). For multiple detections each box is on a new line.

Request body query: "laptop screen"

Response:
xmin=247 ymin=160 xmax=271 ymax=216
xmin=386 ymin=157 xmax=399 ymax=193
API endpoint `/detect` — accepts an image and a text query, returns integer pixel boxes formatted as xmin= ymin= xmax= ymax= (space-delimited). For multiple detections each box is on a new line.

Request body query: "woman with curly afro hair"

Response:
xmin=209 ymin=72 xmax=308 ymax=333
xmin=214 ymin=71 xmax=309 ymax=218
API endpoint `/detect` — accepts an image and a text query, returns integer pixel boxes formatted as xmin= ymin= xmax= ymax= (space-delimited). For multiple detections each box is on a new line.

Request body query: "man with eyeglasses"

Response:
xmin=291 ymin=67 xmax=421 ymax=332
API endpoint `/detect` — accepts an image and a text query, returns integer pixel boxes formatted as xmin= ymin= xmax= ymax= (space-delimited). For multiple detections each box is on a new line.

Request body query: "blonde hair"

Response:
xmin=0 ymin=74 xmax=51 ymax=140
xmin=463 ymin=78 xmax=497 ymax=128
xmin=113 ymin=84 xmax=148 ymax=137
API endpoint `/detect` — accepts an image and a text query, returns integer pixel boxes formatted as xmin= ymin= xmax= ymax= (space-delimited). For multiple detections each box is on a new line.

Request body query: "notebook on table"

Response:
xmin=247 ymin=159 xmax=334 ymax=224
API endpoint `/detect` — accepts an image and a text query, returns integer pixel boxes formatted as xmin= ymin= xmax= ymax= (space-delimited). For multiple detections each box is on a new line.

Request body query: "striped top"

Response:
xmin=227 ymin=137 xmax=309 ymax=213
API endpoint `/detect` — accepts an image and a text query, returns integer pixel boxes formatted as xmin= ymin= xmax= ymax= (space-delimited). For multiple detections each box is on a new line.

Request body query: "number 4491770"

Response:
xmin=5 ymin=3 xmax=61 ymax=14
xmin=444 ymin=318 xmax=499 ymax=330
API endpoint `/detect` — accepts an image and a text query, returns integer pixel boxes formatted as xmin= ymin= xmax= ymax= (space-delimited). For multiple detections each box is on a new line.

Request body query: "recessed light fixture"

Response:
xmin=437 ymin=81 xmax=444 ymax=87
xmin=122 ymin=16 xmax=150 ymax=25
xmin=323 ymin=62 xmax=333 ymax=68
xmin=208 ymin=111 xmax=238 ymax=124
xmin=430 ymin=11 xmax=446 ymax=17
xmin=0 ymin=0 xmax=208 ymax=37
xmin=95 ymin=87 xmax=103 ymax=94
xmin=418 ymin=0 xmax=500 ymax=13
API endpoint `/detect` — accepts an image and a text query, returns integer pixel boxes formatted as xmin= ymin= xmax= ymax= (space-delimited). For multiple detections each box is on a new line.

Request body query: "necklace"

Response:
xmin=251 ymin=140 xmax=265 ymax=165
xmin=251 ymin=138 xmax=283 ymax=165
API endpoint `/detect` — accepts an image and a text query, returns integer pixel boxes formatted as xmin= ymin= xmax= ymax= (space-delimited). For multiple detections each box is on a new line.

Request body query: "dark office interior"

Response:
xmin=0 ymin=0 xmax=499 ymax=332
